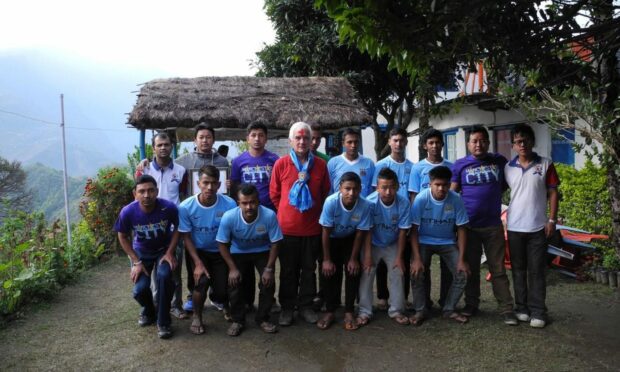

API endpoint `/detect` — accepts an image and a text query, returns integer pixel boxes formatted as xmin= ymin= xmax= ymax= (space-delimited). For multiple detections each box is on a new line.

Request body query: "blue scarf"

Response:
xmin=288 ymin=150 xmax=314 ymax=212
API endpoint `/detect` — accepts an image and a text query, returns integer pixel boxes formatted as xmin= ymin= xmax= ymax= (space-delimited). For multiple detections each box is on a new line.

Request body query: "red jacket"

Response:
xmin=269 ymin=155 xmax=330 ymax=236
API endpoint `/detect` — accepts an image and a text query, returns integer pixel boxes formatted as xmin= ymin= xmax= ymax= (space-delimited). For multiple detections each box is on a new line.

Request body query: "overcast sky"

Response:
xmin=0 ymin=0 xmax=276 ymax=77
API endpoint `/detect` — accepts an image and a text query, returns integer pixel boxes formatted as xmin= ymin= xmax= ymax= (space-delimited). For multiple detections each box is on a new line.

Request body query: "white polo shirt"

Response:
xmin=138 ymin=160 xmax=187 ymax=205
xmin=504 ymin=154 xmax=559 ymax=232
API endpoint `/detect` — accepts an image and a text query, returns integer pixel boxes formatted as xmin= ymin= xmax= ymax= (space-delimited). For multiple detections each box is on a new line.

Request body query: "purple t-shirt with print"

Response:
xmin=114 ymin=198 xmax=179 ymax=259
xmin=231 ymin=150 xmax=279 ymax=209
xmin=451 ymin=153 xmax=507 ymax=227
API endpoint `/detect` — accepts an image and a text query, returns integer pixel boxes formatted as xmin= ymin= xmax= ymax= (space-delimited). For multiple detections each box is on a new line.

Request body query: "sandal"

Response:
xmin=190 ymin=318 xmax=205 ymax=335
xmin=392 ymin=313 xmax=410 ymax=325
xmin=259 ymin=321 xmax=278 ymax=334
xmin=343 ymin=317 xmax=359 ymax=331
xmin=317 ymin=313 xmax=335 ymax=330
xmin=227 ymin=322 xmax=244 ymax=336
xmin=355 ymin=315 xmax=370 ymax=327
xmin=376 ymin=299 xmax=388 ymax=311
xmin=444 ymin=312 xmax=468 ymax=324
xmin=409 ymin=312 xmax=425 ymax=326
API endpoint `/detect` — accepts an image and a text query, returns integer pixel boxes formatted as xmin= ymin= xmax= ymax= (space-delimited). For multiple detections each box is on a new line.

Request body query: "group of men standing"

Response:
xmin=115 ymin=120 xmax=559 ymax=339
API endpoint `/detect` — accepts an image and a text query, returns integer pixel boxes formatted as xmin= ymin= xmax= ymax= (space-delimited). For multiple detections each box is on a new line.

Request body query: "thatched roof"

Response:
xmin=127 ymin=76 xmax=372 ymax=140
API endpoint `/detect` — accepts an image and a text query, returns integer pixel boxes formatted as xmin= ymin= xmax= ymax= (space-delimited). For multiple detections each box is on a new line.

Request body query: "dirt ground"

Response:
xmin=1 ymin=256 xmax=619 ymax=372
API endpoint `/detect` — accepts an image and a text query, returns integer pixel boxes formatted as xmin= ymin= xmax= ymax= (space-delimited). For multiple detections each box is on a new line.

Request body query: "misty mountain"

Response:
xmin=0 ymin=50 xmax=166 ymax=176
xmin=25 ymin=163 xmax=88 ymax=223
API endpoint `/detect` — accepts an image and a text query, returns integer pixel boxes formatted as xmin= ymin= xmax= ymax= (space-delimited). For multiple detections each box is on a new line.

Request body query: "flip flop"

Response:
xmin=355 ymin=315 xmax=370 ymax=327
xmin=343 ymin=318 xmax=359 ymax=331
xmin=409 ymin=313 xmax=425 ymax=326
xmin=259 ymin=321 xmax=278 ymax=334
xmin=392 ymin=313 xmax=410 ymax=325
xmin=444 ymin=312 xmax=468 ymax=324
xmin=317 ymin=313 xmax=335 ymax=330
xmin=190 ymin=319 xmax=205 ymax=335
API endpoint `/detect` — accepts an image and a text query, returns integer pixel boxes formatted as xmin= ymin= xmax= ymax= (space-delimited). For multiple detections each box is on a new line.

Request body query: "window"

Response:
xmin=443 ymin=130 xmax=457 ymax=162
xmin=493 ymin=127 xmax=514 ymax=160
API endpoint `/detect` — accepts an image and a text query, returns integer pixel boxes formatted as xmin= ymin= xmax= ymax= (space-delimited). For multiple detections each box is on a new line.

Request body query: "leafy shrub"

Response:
xmin=556 ymin=161 xmax=612 ymax=235
xmin=80 ymin=167 xmax=134 ymax=254
xmin=555 ymin=161 xmax=617 ymax=269
xmin=0 ymin=212 xmax=104 ymax=316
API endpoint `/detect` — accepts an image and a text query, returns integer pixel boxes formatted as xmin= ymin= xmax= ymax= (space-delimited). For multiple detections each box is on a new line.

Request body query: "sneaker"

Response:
xmin=227 ymin=322 xmax=244 ymax=337
xmin=138 ymin=314 xmax=156 ymax=327
xmin=183 ymin=300 xmax=194 ymax=313
xmin=301 ymin=308 xmax=318 ymax=324
xmin=502 ymin=312 xmax=519 ymax=326
xmin=516 ymin=312 xmax=531 ymax=322
xmin=279 ymin=309 xmax=294 ymax=326
xmin=530 ymin=318 xmax=546 ymax=328
xmin=157 ymin=325 xmax=173 ymax=339
xmin=460 ymin=304 xmax=478 ymax=317
xmin=210 ymin=300 xmax=224 ymax=311
xmin=312 ymin=296 xmax=323 ymax=312
xmin=170 ymin=307 xmax=189 ymax=319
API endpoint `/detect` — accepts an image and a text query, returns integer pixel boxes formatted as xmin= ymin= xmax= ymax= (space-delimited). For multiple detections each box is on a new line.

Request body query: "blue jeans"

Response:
xmin=411 ymin=244 xmax=466 ymax=314
xmin=132 ymin=256 xmax=173 ymax=327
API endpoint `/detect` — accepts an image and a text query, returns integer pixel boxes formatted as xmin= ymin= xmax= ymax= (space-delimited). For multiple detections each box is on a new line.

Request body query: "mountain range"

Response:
xmin=0 ymin=49 xmax=168 ymax=176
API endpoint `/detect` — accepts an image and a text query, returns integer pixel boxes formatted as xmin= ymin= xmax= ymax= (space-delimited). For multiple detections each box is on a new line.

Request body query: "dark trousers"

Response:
xmin=190 ymin=251 xmax=228 ymax=306
xmin=377 ymin=242 xmax=412 ymax=300
xmin=464 ymin=225 xmax=514 ymax=313
xmin=321 ymin=236 xmax=360 ymax=313
xmin=186 ymin=248 xmax=254 ymax=307
xmin=279 ymin=235 xmax=320 ymax=311
xmin=228 ymin=252 xmax=274 ymax=325
xmin=508 ymin=229 xmax=548 ymax=319
xmin=132 ymin=256 xmax=173 ymax=327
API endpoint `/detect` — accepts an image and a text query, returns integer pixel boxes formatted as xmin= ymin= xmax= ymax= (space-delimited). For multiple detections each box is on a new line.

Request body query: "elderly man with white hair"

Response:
xmin=270 ymin=121 xmax=331 ymax=326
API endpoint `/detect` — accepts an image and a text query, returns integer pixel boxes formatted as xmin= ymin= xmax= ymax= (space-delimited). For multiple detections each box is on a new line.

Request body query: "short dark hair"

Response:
xmin=198 ymin=165 xmax=220 ymax=180
xmin=237 ymin=183 xmax=259 ymax=198
xmin=339 ymin=171 xmax=361 ymax=187
xmin=135 ymin=174 xmax=157 ymax=189
xmin=377 ymin=167 xmax=398 ymax=183
xmin=469 ymin=125 xmax=489 ymax=140
xmin=511 ymin=123 xmax=536 ymax=144
xmin=247 ymin=123 xmax=268 ymax=135
xmin=342 ymin=127 xmax=360 ymax=141
xmin=421 ymin=128 xmax=443 ymax=145
xmin=152 ymin=132 xmax=171 ymax=146
xmin=310 ymin=123 xmax=322 ymax=132
xmin=194 ymin=122 xmax=215 ymax=139
xmin=428 ymin=166 xmax=452 ymax=182
xmin=389 ymin=127 xmax=408 ymax=138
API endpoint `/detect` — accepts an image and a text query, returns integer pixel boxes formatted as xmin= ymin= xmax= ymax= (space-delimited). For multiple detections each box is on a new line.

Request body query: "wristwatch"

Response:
xmin=548 ymin=219 xmax=556 ymax=224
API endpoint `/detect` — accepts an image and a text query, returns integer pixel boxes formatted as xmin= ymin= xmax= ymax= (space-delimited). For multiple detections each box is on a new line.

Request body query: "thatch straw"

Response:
xmin=127 ymin=76 xmax=372 ymax=136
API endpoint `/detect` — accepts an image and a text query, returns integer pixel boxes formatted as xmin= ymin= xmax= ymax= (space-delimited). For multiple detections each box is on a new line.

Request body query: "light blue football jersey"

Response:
xmin=178 ymin=194 xmax=237 ymax=252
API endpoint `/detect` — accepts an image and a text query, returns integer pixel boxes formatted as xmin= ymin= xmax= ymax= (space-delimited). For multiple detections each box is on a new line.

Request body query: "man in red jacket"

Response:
xmin=270 ymin=121 xmax=331 ymax=326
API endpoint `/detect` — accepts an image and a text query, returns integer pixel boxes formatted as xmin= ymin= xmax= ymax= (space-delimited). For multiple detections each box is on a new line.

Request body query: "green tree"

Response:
xmin=256 ymin=0 xmax=456 ymax=158
xmin=0 ymin=157 xmax=31 ymax=221
xmin=317 ymin=0 xmax=620 ymax=256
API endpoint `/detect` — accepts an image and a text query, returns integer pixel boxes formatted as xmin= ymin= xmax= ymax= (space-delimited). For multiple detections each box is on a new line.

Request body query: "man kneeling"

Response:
xmin=410 ymin=166 xmax=470 ymax=325
xmin=217 ymin=184 xmax=282 ymax=336
xmin=115 ymin=175 xmax=179 ymax=339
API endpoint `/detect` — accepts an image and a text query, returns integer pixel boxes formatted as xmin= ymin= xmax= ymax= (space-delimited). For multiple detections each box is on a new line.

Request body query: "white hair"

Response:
xmin=289 ymin=121 xmax=312 ymax=140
